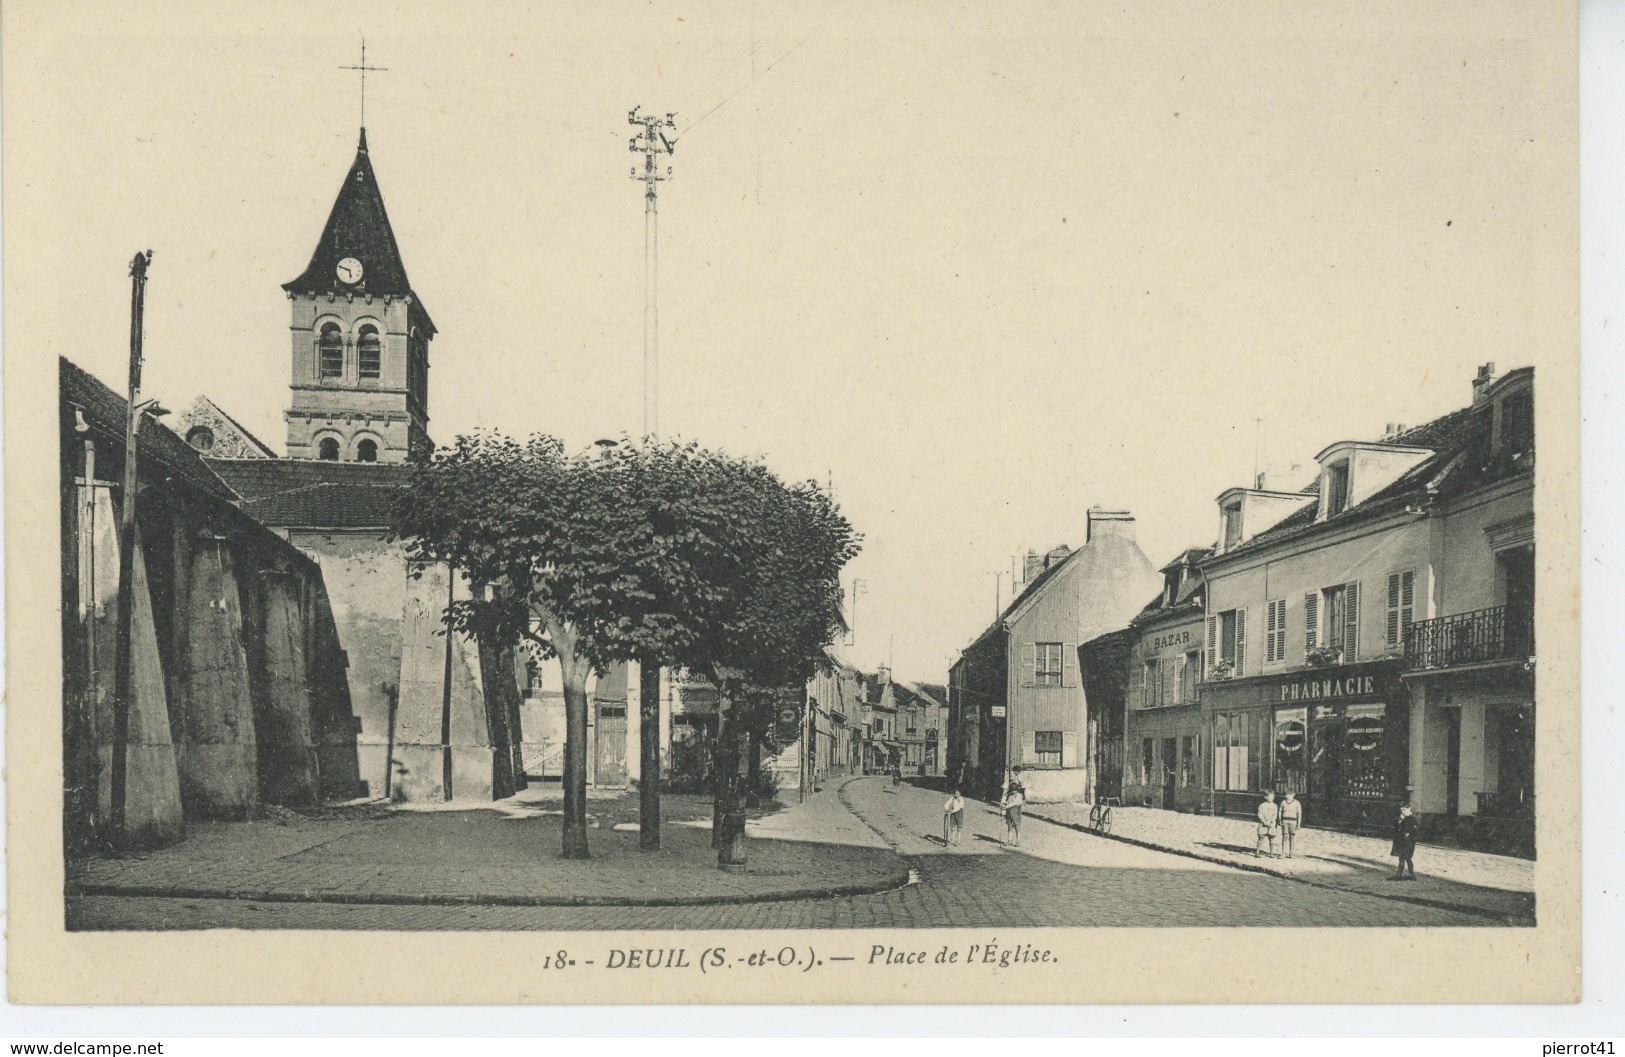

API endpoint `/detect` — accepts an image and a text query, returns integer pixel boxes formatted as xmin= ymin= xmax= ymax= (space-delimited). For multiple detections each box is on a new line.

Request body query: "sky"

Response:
xmin=28 ymin=2 xmax=1555 ymax=685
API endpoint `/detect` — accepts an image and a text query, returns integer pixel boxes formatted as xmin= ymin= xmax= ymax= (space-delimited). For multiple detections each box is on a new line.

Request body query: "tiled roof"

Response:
xmin=1218 ymin=386 xmax=1525 ymax=561
xmin=60 ymin=357 xmax=235 ymax=499
xmin=209 ymin=457 xmax=410 ymax=529
xmin=282 ymin=130 xmax=433 ymax=331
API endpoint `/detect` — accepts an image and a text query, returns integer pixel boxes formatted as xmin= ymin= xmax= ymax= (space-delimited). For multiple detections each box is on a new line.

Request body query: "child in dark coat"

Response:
xmin=1389 ymin=804 xmax=1419 ymax=880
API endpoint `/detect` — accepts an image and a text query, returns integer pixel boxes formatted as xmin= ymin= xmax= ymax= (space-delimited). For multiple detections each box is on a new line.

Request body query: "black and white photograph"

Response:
xmin=5 ymin=0 xmax=1582 ymax=1007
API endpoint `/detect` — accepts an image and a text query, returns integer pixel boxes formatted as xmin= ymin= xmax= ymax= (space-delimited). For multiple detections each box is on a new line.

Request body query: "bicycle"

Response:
xmin=1089 ymin=796 xmax=1119 ymax=835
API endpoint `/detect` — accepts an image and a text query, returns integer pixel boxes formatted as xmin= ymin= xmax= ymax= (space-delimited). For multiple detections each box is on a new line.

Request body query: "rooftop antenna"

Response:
xmin=340 ymin=39 xmax=388 ymax=132
xmin=1252 ymin=416 xmax=1264 ymax=489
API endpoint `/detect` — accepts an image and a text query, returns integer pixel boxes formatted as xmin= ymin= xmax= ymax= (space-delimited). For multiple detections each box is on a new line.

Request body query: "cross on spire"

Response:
xmin=340 ymin=39 xmax=387 ymax=131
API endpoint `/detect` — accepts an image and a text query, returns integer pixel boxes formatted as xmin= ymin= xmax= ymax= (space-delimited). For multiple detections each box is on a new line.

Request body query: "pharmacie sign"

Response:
xmin=1277 ymin=669 xmax=1390 ymax=703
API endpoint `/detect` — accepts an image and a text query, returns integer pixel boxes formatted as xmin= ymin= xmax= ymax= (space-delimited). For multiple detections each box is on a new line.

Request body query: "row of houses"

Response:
xmin=794 ymin=660 xmax=948 ymax=787
xmin=948 ymin=363 xmax=1536 ymax=854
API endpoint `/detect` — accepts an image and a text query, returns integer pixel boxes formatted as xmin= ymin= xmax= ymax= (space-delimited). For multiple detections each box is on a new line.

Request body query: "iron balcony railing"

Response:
xmin=1403 ymin=604 xmax=1533 ymax=671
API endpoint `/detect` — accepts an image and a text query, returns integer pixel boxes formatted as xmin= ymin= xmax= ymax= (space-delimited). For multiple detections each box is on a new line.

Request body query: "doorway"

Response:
xmin=1160 ymin=737 xmax=1178 ymax=808
xmin=1444 ymin=707 xmax=1462 ymax=816
xmin=596 ymin=703 xmax=628 ymax=786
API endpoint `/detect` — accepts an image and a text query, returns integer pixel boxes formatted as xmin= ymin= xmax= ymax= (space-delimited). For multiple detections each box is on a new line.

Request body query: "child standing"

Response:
xmin=1002 ymin=776 xmax=1026 ymax=848
xmin=1255 ymin=790 xmax=1279 ymax=857
xmin=1278 ymin=790 xmax=1303 ymax=858
xmin=943 ymin=790 xmax=965 ymax=847
xmin=1389 ymin=803 xmax=1419 ymax=880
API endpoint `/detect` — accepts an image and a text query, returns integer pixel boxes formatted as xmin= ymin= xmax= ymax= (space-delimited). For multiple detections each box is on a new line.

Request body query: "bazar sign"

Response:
xmin=1278 ymin=674 xmax=1382 ymax=702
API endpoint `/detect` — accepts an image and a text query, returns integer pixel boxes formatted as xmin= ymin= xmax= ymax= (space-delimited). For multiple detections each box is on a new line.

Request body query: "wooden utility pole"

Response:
xmin=109 ymin=250 xmax=152 ymax=847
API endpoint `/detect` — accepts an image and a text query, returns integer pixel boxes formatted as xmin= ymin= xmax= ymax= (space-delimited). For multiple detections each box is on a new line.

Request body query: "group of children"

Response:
xmin=940 ymin=767 xmax=1026 ymax=848
xmin=1257 ymin=789 xmax=1422 ymax=880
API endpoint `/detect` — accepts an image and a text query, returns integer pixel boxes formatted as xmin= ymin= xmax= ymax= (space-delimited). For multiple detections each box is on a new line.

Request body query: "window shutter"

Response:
xmin=1343 ymin=581 xmax=1360 ymax=660
xmin=1022 ymin=729 xmax=1037 ymax=764
xmin=1206 ymin=615 xmax=1218 ymax=671
xmin=1385 ymin=573 xmax=1402 ymax=647
xmin=1234 ymin=608 xmax=1247 ymax=675
xmin=1062 ymin=642 xmax=1077 ymax=687
xmin=1276 ymin=600 xmax=1289 ymax=662
xmin=1139 ymin=662 xmax=1150 ymax=707
xmin=1304 ymin=592 xmax=1319 ymax=651
xmin=1264 ymin=601 xmax=1276 ymax=662
xmin=1021 ymin=643 xmax=1036 ymax=688
xmin=1400 ymin=571 xmax=1415 ymax=644
xmin=1173 ymin=654 xmax=1187 ymax=705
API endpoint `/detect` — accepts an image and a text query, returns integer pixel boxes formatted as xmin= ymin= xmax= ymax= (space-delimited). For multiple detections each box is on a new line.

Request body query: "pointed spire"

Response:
xmin=281 ymin=131 xmax=431 ymax=333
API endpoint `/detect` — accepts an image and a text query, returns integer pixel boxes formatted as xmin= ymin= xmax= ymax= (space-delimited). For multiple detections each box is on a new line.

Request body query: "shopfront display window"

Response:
xmin=1212 ymin=710 xmax=1250 ymax=791
xmin=1274 ymin=707 xmax=1307 ymax=794
xmin=1342 ymin=704 xmax=1387 ymax=800
xmin=1180 ymin=734 xmax=1197 ymax=787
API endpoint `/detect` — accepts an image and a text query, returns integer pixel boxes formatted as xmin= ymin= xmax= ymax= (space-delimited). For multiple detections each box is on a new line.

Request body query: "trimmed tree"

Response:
xmin=391 ymin=432 xmax=858 ymax=862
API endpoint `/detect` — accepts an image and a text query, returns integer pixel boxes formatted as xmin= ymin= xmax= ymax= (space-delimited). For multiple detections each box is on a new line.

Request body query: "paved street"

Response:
xmin=68 ymin=778 xmax=1493 ymax=930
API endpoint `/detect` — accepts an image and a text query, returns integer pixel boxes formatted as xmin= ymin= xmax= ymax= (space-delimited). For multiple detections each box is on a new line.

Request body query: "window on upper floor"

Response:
xmin=1324 ymin=460 xmax=1351 ymax=516
xmin=1499 ymin=388 xmax=1534 ymax=457
xmin=358 ymin=325 xmax=382 ymax=381
xmin=1305 ymin=581 xmax=1360 ymax=661
xmin=185 ymin=426 xmax=215 ymax=452
xmin=1384 ymin=571 xmax=1416 ymax=650
xmin=317 ymin=437 xmax=341 ymax=461
xmin=1264 ymin=598 xmax=1287 ymax=663
xmin=1035 ymin=730 xmax=1062 ymax=767
xmin=356 ymin=438 xmax=379 ymax=463
xmin=1035 ymin=642 xmax=1063 ymax=687
xmin=318 ymin=324 xmax=344 ymax=380
xmin=1222 ymin=502 xmax=1244 ymax=550
xmin=1207 ymin=608 xmax=1246 ymax=675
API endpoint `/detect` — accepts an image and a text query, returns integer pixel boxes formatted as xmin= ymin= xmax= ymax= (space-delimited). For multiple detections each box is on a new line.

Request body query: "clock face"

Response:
xmin=335 ymin=257 xmax=364 ymax=284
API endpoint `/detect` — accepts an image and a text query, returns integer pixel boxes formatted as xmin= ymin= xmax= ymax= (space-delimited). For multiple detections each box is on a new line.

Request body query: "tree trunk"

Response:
xmin=745 ymin=725 xmax=762 ymax=808
xmin=638 ymin=658 xmax=661 ymax=850
xmin=558 ymin=659 xmax=592 ymax=861
xmin=711 ymin=699 xmax=727 ymax=850
xmin=718 ymin=717 xmax=749 ymax=867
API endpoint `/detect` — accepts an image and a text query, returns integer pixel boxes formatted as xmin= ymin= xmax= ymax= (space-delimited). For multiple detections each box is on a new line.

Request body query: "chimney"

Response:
xmin=1023 ymin=548 xmax=1043 ymax=583
xmin=1086 ymin=507 xmax=1137 ymax=543
xmin=1472 ymin=362 xmax=1497 ymax=406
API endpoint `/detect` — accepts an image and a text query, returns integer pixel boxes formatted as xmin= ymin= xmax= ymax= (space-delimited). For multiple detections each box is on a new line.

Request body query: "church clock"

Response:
xmin=335 ymin=257 xmax=364 ymax=284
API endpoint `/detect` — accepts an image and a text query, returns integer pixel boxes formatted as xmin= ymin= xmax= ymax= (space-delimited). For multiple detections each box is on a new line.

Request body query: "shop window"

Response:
xmin=1141 ymin=738 xmax=1156 ymax=785
xmin=1035 ymin=642 xmax=1063 ymax=686
xmin=1035 ymin=730 xmax=1062 ymax=766
xmin=1273 ymin=707 xmax=1307 ymax=795
xmin=1212 ymin=711 xmax=1250 ymax=791
xmin=1342 ymin=705 xmax=1387 ymax=800
xmin=1180 ymin=735 xmax=1197 ymax=787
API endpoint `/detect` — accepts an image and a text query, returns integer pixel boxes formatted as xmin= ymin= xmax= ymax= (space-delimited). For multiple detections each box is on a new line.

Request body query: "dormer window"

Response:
xmin=1324 ymin=460 xmax=1351 ymax=517
xmin=1222 ymin=502 xmax=1243 ymax=550
xmin=1498 ymin=387 xmax=1533 ymax=457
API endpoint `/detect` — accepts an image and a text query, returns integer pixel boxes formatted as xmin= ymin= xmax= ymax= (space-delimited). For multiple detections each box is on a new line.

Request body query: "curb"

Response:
xmin=1024 ymin=809 xmax=1534 ymax=926
xmin=66 ymin=869 xmax=912 ymax=909
xmin=67 ymin=794 xmax=914 ymax=911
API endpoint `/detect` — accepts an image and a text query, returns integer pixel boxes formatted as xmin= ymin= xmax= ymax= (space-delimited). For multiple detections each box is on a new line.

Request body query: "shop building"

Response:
xmin=1197 ymin=364 xmax=1535 ymax=843
xmin=1120 ymin=548 xmax=1211 ymax=812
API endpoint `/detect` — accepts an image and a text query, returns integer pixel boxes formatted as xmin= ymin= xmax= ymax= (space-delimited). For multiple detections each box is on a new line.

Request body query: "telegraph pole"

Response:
xmin=628 ymin=106 xmax=676 ymax=438
xmin=109 ymin=250 xmax=153 ymax=848
xmin=628 ymin=107 xmax=676 ymax=848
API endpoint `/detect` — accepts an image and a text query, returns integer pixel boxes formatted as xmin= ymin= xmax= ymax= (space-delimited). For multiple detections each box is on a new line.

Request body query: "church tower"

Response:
xmin=282 ymin=129 xmax=434 ymax=463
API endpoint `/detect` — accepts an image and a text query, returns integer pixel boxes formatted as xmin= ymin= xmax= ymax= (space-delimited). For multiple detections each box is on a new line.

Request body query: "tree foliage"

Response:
xmin=390 ymin=431 xmax=860 ymax=860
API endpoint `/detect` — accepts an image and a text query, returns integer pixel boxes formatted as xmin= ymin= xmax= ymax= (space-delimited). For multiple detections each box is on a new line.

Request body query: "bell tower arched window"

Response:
xmin=318 ymin=437 xmax=341 ymax=461
xmin=318 ymin=323 xmax=344 ymax=380
xmin=356 ymin=438 xmax=379 ymax=463
xmin=358 ymin=325 xmax=381 ymax=381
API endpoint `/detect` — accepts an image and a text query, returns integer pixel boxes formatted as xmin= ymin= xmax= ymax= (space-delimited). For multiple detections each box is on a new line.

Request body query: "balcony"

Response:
xmin=1403 ymin=605 xmax=1533 ymax=671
